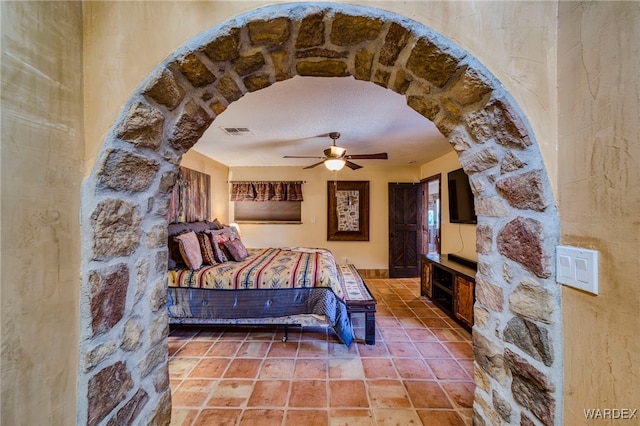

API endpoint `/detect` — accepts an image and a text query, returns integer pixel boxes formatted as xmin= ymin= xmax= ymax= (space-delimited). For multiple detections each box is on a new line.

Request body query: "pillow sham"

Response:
xmin=224 ymin=238 xmax=249 ymax=261
xmin=204 ymin=229 xmax=230 ymax=263
xmin=196 ymin=232 xmax=217 ymax=266
xmin=174 ymin=231 xmax=203 ymax=270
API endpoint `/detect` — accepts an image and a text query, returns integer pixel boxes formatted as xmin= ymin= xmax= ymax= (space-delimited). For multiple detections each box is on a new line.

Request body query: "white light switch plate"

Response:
xmin=556 ymin=245 xmax=599 ymax=294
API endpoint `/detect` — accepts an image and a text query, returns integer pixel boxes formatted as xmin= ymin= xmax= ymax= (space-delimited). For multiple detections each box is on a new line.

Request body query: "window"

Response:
xmin=230 ymin=181 xmax=303 ymax=223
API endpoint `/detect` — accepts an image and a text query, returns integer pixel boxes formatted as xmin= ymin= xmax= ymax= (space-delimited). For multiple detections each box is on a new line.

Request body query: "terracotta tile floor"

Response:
xmin=168 ymin=278 xmax=474 ymax=426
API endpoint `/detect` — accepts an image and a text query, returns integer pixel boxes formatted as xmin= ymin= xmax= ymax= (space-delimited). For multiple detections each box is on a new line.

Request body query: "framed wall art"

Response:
xmin=327 ymin=180 xmax=370 ymax=241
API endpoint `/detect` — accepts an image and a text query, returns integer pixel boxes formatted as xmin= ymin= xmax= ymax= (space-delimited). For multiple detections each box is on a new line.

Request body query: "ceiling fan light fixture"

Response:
xmin=324 ymin=158 xmax=346 ymax=171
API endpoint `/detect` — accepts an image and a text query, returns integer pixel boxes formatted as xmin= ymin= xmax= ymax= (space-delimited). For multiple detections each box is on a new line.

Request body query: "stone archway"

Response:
xmin=79 ymin=4 xmax=562 ymax=425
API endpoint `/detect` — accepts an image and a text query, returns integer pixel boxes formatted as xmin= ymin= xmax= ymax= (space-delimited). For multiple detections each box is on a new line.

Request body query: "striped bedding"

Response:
xmin=167 ymin=247 xmax=353 ymax=345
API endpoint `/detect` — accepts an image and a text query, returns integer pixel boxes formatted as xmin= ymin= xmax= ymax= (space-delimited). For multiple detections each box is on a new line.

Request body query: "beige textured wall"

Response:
xmin=558 ymin=2 xmax=640 ymax=422
xmin=230 ymin=165 xmax=421 ymax=270
xmin=1 ymin=2 xmax=83 ymax=424
xmin=421 ymin=151 xmax=477 ymax=261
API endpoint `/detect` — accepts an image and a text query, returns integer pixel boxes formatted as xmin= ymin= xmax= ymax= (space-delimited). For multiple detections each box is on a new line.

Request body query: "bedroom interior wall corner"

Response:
xmin=78 ymin=4 xmax=562 ymax=425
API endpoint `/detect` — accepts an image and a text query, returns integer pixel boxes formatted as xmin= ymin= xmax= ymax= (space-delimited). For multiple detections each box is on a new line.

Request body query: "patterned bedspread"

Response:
xmin=168 ymin=247 xmax=345 ymax=299
xmin=167 ymin=247 xmax=353 ymax=346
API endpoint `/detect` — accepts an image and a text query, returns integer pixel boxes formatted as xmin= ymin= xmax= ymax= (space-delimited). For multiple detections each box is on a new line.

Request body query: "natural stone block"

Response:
xmin=406 ymin=37 xmax=466 ymax=87
xmin=475 ymin=276 xmax=504 ymax=312
xmin=473 ymin=408 xmax=488 ymax=426
xmin=379 ymin=22 xmax=410 ymax=66
xmin=90 ymin=264 xmax=129 ymax=336
xmin=87 ymin=361 xmax=133 ymax=426
xmin=91 ymin=199 xmax=141 ymax=258
xmin=459 ymin=148 xmax=499 ymax=173
xmin=476 ymin=225 xmax=492 ymax=254
xmin=84 ymin=342 xmax=117 ymax=372
xmin=203 ymin=28 xmax=241 ymax=62
xmin=296 ymin=60 xmax=349 ymax=77
xmin=296 ymin=13 xmax=325 ymax=48
xmin=492 ymin=389 xmax=512 ymax=422
xmin=505 ymin=349 xmax=555 ymax=425
xmin=330 ymin=14 xmax=383 ymax=46
xmin=105 ymin=388 xmax=149 ymax=426
xmin=441 ymin=97 xmax=462 ymax=118
xmin=373 ymin=69 xmax=390 ymax=87
xmin=143 ymin=69 xmax=185 ymax=110
xmin=474 ymin=362 xmax=491 ymax=392
xmin=504 ymin=316 xmax=554 ymax=367
xmin=159 ymin=171 xmax=178 ymax=193
xmin=153 ymin=364 xmax=170 ymax=393
xmin=270 ymin=49 xmax=292 ymax=81
xmin=354 ymin=49 xmax=374 ymax=81
xmin=392 ymin=69 xmax=412 ymax=94
xmin=521 ymin=413 xmax=537 ymax=426
xmin=135 ymin=259 xmax=150 ymax=305
xmin=448 ymin=131 xmax=471 ymax=152
xmin=473 ymin=331 xmax=509 ymax=385
xmin=177 ymin=53 xmax=216 ymax=87
xmin=121 ymin=318 xmax=143 ymax=352
xmin=216 ymin=74 xmax=244 ymax=103
xmin=296 ymin=48 xmax=348 ymax=59
xmin=155 ymin=250 xmax=168 ymax=274
xmin=150 ymin=279 xmax=168 ymax=312
xmin=97 ymin=149 xmax=159 ymax=193
xmin=434 ymin=114 xmax=459 ymax=138
xmin=147 ymin=390 xmax=172 ymax=426
xmin=232 ymin=51 xmax=265 ymax=76
xmin=168 ymin=100 xmax=213 ymax=152
xmin=139 ymin=342 xmax=168 ymax=378
xmin=498 ymin=217 xmax=551 ymax=278
xmin=248 ymin=18 xmax=290 ymax=47
xmin=243 ymin=74 xmax=271 ymax=92
xmin=509 ymin=278 xmax=554 ymax=324
xmin=116 ymin=102 xmax=164 ymax=149
xmin=150 ymin=314 xmax=169 ymax=347
xmin=474 ymin=305 xmax=490 ymax=328
xmin=449 ymin=67 xmax=492 ymax=106
xmin=501 ymin=151 xmax=526 ymax=173
xmin=407 ymin=95 xmax=440 ymax=121
xmin=209 ymin=99 xmax=227 ymax=116
xmin=475 ymin=196 xmax=509 ymax=217
xmin=503 ymin=263 xmax=514 ymax=283
xmin=496 ymin=170 xmax=547 ymax=211
xmin=467 ymin=98 xmax=531 ymax=149
xmin=146 ymin=225 xmax=167 ymax=249
xmin=475 ymin=391 xmax=502 ymax=426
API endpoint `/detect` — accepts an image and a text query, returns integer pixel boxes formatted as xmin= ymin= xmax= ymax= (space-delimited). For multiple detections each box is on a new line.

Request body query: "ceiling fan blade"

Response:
xmin=345 ymin=160 xmax=363 ymax=170
xmin=303 ymin=161 xmax=326 ymax=169
xmin=345 ymin=153 xmax=388 ymax=160
xmin=284 ymin=155 xmax=325 ymax=159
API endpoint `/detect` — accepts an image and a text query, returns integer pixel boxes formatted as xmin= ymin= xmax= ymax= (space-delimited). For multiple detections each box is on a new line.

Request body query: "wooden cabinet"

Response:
xmin=420 ymin=257 xmax=432 ymax=298
xmin=420 ymin=254 xmax=476 ymax=331
xmin=454 ymin=275 xmax=474 ymax=328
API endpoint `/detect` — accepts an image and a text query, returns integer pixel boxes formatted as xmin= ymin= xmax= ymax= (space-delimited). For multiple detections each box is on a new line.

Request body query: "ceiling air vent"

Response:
xmin=221 ymin=127 xmax=253 ymax=136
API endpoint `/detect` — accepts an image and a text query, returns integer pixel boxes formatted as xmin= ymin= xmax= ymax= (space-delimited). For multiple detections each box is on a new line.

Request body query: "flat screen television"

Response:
xmin=447 ymin=168 xmax=477 ymax=224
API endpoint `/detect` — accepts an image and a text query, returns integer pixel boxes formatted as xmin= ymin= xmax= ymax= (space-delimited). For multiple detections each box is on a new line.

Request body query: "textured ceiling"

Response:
xmin=193 ymin=76 xmax=452 ymax=168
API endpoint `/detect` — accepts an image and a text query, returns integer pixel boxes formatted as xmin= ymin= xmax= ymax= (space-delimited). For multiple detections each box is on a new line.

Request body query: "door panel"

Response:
xmin=388 ymin=183 xmax=422 ymax=278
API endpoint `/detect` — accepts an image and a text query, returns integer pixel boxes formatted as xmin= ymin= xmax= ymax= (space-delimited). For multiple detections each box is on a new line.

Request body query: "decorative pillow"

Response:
xmin=196 ymin=232 xmax=217 ymax=266
xmin=205 ymin=229 xmax=229 ymax=263
xmin=174 ymin=231 xmax=203 ymax=270
xmin=224 ymin=238 xmax=249 ymax=261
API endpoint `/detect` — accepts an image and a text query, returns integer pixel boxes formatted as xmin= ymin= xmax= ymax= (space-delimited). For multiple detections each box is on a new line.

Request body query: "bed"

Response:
xmin=166 ymin=221 xmax=354 ymax=346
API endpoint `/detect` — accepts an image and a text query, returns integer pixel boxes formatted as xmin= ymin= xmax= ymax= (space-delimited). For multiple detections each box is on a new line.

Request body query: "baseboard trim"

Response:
xmin=356 ymin=269 xmax=389 ymax=278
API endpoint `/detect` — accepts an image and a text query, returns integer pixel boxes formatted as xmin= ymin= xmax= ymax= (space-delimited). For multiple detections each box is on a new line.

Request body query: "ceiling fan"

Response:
xmin=283 ymin=132 xmax=388 ymax=171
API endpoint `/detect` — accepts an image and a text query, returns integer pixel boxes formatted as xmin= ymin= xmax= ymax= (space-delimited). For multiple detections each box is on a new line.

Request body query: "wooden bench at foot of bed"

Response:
xmin=338 ymin=265 xmax=377 ymax=345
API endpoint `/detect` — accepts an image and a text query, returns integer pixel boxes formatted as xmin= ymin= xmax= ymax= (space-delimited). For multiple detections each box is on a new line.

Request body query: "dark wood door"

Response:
xmin=388 ymin=183 xmax=422 ymax=278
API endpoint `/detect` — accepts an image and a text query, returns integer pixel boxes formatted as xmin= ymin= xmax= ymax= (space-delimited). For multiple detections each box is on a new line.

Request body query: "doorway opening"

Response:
xmin=79 ymin=4 xmax=562 ymax=425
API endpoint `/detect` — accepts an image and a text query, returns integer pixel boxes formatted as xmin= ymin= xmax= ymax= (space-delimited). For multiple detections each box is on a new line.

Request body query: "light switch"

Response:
xmin=556 ymin=246 xmax=599 ymax=295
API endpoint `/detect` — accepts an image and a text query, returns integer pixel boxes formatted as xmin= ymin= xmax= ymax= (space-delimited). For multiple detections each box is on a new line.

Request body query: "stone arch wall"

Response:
xmin=79 ymin=4 xmax=562 ymax=425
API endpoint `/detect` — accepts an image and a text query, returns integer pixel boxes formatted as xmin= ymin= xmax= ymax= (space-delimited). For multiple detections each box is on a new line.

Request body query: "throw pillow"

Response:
xmin=224 ymin=238 xmax=249 ymax=261
xmin=196 ymin=232 xmax=217 ymax=266
xmin=174 ymin=231 xmax=203 ymax=270
xmin=204 ymin=229 xmax=229 ymax=263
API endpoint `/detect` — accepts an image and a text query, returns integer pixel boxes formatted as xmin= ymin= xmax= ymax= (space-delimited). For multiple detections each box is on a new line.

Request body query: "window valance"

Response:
xmin=230 ymin=181 xmax=304 ymax=202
